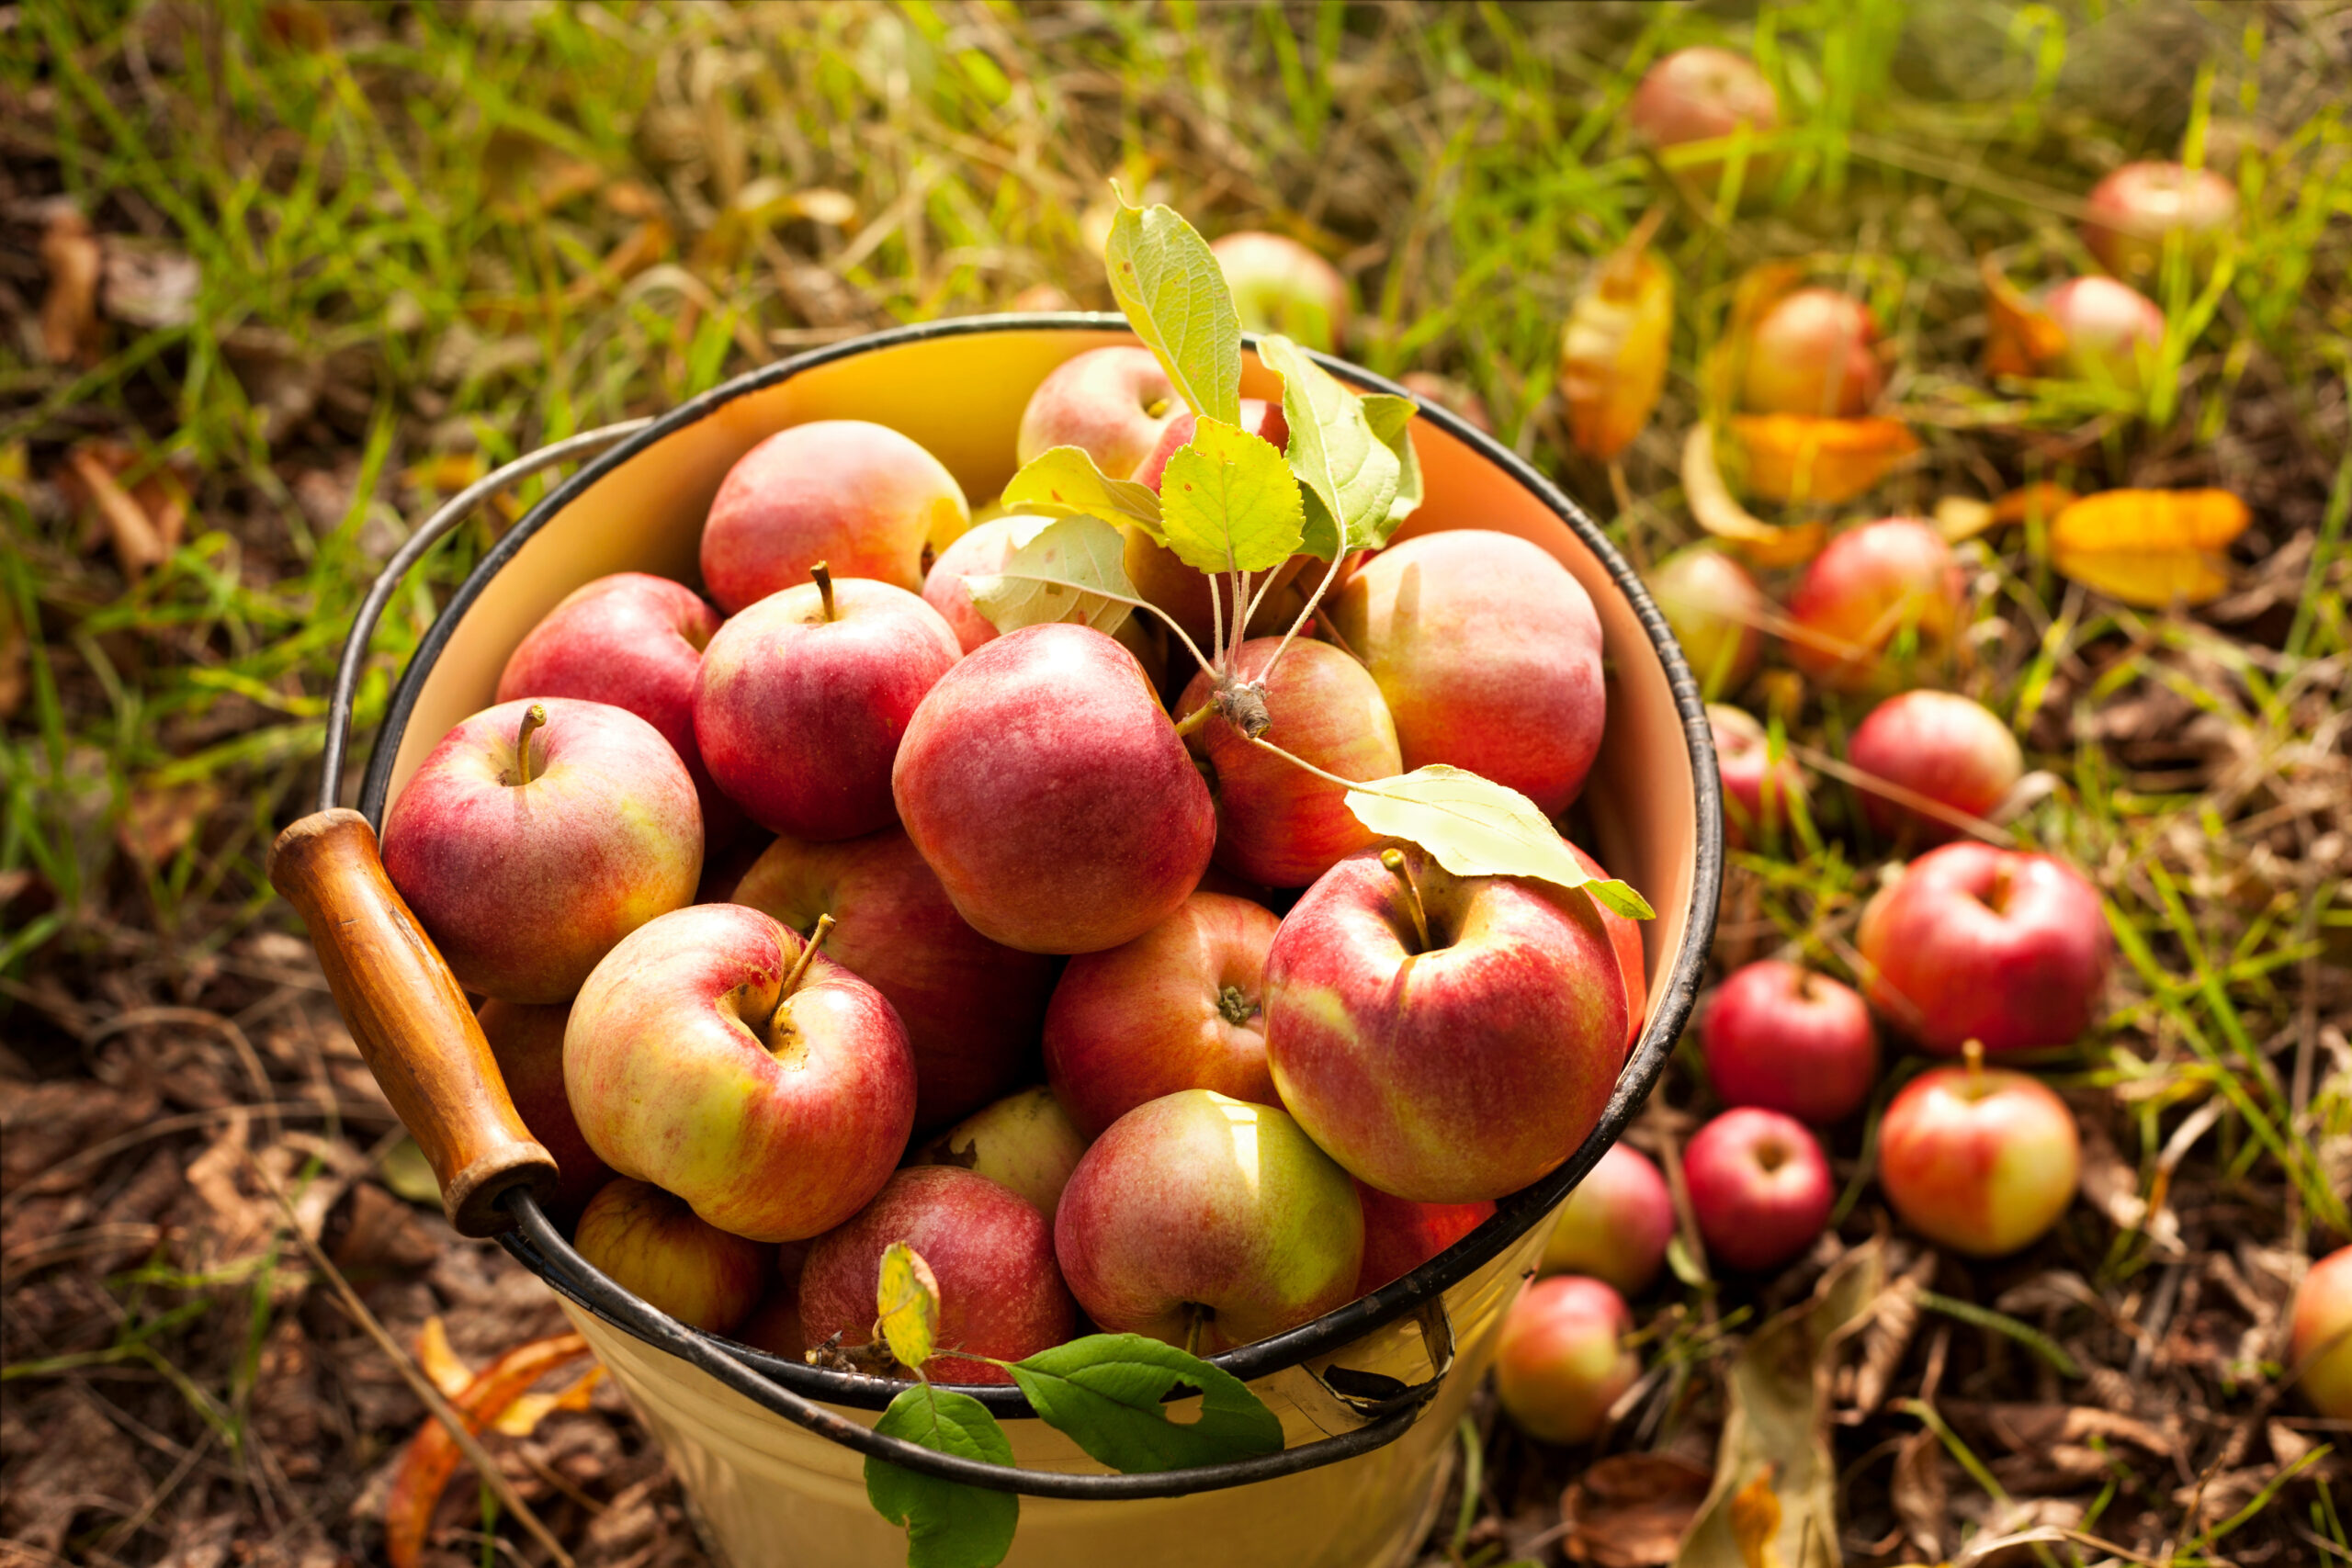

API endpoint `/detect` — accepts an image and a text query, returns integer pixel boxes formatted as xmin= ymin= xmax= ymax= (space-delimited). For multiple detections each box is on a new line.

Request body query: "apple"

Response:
xmin=799 ymin=1167 xmax=1076 ymax=1385
xmin=2042 ymin=276 xmax=2165 ymax=390
xmin=1493 ymin=1276 xmax=1639 ymax=1446
xmin=1847 ymin=689 xmax=2024 ymax=848
xmin=476 ymin=999 xmax=611 ymax=1219
xmin=380 ymin=697 xmax=701 ymax=1004
xmin=1568 ymin=840 xmax=1648 ymax=1057
xmin=1682 ymin=1108 xmax=1833 ymax=1273
xmin=1055 ymin=1089 xmax=1363 ymax=1352
xmin=1396 ymin=371 xmax=1494 ymax=434
xmin=1128 ymin=400 xmax=1310 ymax=652
xmin=565 ymin=903 xmax=916 ymax=1243
xmin=1355 ymin=1182 xmax=1494 ymax=1296
xmin=1783 ymin=519 xmax=1968 ymax=693
xmin=1857 ymin=841 xmax=2112 ymax=1056
xmin=1329 ymin=529 xmax=1608 ymax=816
xmin=1876 ymin=1043 xmax=2078 ymax=1258
xmin=1700 ymin=960 xmax=1879 ymax=1125
xmin=1262 ymin=841 xmax=1628 ymax=1204
xmin=922 ymin=514 xmax=1026 ymax=655
xmin=1708 ymin=704 xmax=1806 ymax=853
xmin=2290 ymin=1246 xmax=2352 ymax=1419
xmin=730 ymin=827 xmax=1057 ymax=1132
xmin=695 ymin=568 xmax=962 ymax=841
xmin=700 ymin=420 xmax=970 ymax=613
xmin=1648 ymin=547 xmax=1767 ymax=698
xmin=910 ymin=1086 xmax=1089 ymax=1225
xmin=892 ymin=623 xmax=1216 ymax=954
xmin=1014 ymin=345 xmax=1179 ymax=477
xmin=572 ymin=1178 xmax=768 ymax=1336
xmin=2081 ymin=161 xmax=2238 ymax=279
xmin=1740 ymin=288 xmax=1883 ymax=418
xmin=1210 ymin=231 xmax=1350 ymax=353
xmin=1539 ymin=1143 xmax=1675 ymax=1297
xmin=1627 ymin=46 xmax=1780 ymax=193
xmin=1044 ymin=891 xmax=1283 ymax=1140
xmin=1175 ymin=637 xmax=1402 ymax=888
xmin=736 ymin=1281 xmax=805 ymax=1360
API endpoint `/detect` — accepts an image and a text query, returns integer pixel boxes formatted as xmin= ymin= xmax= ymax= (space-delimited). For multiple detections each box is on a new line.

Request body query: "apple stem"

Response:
xmin=1172 ymin=702 xmax=1217 ymax=739
xmin=1183 ymin=1303 xmax=1210 ymax=1358
xmin=1963 ymin=1038 xmax=1986 ymax=1095
xmin=774 ymin=912 xmax=836 ymax=1029
xmin=1381 ymin=848 xmax=1432 ymax=954
xmin=1261 ymin=547 xmax=1351 ymax=690
xmin=513 ymin=703 xmax=548 ymax=787
xmin=810 ymin=559 xmax=836 ymax=622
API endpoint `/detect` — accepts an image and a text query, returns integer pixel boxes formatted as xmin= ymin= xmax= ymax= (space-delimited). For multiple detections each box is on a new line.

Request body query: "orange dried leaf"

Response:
xmin=490 ymin=1365 xmax=603 ymax=1437
xmin=1727 ymin=414 xmax=1920 ymax=506
xmin=414 ymin=1316 xmax=472 ymax=1399
xmin=63 ymin=444 xmax=166 ymax=578
xmin=1729 ymin=1469 xmax=1784 ymax=1568
xmin=1981 ymin=254 xmax=2066 ymax=378
xmin=383 ymin=1333 xmax=592 ymax=1568
xmin=1992 ymin=481 xmax=2077 ymax=526
xmin=2050 ymin=488 xmax=2250 ymax=608
xmin=1680 ymin=425 xmax=1826 ymax=568
xmin=1560 ymin=238 xmax=1674 ymax=461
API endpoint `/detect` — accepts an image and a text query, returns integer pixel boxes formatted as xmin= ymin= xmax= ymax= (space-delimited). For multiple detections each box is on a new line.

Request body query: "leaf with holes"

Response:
xmin=1006 ymin=1333 xmax=1283 ymax=1474
xmin=1158 ymin=416 xmax=1305 ymax=576
xmin=1105 ymin=200 xmax=1239 ymax=427
xmin=876 ymin=1241 xmax=941 ymax=1374
xmin=1260 ymin=333 xmax=1398 ymax=559
xmin=1001 ymin=446 xmax=1165 ymax=540
xmin=1343 ymin=766 xmax=1654 ymax=920
xmin=866 ymin=1384 xmax=1018 ymax=1568
xmin=966 ymin=514 xmax=1137 ymax=637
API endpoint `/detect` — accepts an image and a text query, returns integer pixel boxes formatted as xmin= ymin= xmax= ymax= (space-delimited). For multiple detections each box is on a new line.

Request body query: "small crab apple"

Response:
xmin=1683 ymin=1108 xmax=1834 ymax=1274
xmin=1015 ymin=345 xmax=1180 ymax=478
xmin=1701 ymin=961 xmax=1879 ymax=1126
xmin=1876 ymin=1041 xmax=2079 ymax=1258
xmin=1741 ymin=288 xmax=1884 ymax=418
xmin=1649 ymin=547 xmax=1768 ymax=698
xmin=1494 ymin=1276 xmax=1640 ymax=1445
xmin=1784 ymin=519 xmax=1968 ymax=694
xmin=2041 ymin=276 xmax=2166 ymax=391
xmin=1708 ymin=704 xmax=1806 ymax=853
xmin=573 ymin=1179 xmax=768 ymax=1336
xmin=1210 ymin=231 xmax=1351 ymax=353
xmin=1627 ymin=47 xmax=1781 ymax=195
xmin=1539 ymin=1143 xmax=1675 ymax=1297
xmin=2290 ymin=1246 xmax=2352 ymax=1419
xmin=1847 ymin=689 xmax=2024 ymax=848
xmin=2081 ymin=161 xmax=2238 ymax=279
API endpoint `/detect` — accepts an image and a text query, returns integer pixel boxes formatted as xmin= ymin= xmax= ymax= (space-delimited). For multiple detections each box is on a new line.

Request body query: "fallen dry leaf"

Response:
xmin=116 ymin=780 xmax=220 ymax=866
xmin=1560 ymin=1453 xmax=1713 ymax=1568
xmin=1680 ymin=425 xmax=1826 ymax=568
xmin=1934 ymin=495 xmax=1996 ymax=543
xmin=39 ymin=207 xmax=103 ymax=366
xmin=1991 ymin=481 xmax=2076 ymax=526
xmin=1980 ymin=254 xmax=2067 ymax=379
xmin=416 ymin=1315 xmax=473 ymax=1399
xmin=382 ymin=1332 xmax=594 ymax=1568
xmin=1560 ymin=215 xmax=1674 ymax=461
xmin=1726 ymin=414 xmax=1921 ymax=506
xmin=1889 ymin=1426 xmax=1950 ymax=1562
xmin=568 ymin=216 xmax=673 ymax=305
xmin=61 ymin=443 xmax=167 ymax=578
xmin=1725 ymin=1471 xmax=1782 ymax=1568
xmin=2049 ymin=488 xmax=2250 ymax=607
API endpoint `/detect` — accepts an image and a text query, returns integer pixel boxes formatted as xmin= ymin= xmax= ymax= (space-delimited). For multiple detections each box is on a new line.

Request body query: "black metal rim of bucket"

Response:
xmin=324 ymin=312 xmax=1723 ymax=1495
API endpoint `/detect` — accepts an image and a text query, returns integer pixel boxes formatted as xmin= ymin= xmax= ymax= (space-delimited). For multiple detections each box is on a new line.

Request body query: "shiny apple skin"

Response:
xmin=1701 ymin=961 xmax=1880 ymax=1126
xmin=1876 ymin=1059 xmax=2077 ymax=1258
xmin=1015 ymin=345 xmax=1180 ymax=477
xmin=1210 ymin=231 xmax=1351 ymax=352
xmin=1683 ymin=1108 xmax=1834 ymax=1273
xmin=1784 ymin=519 xmax=1968 ymax=693
xmin=2042 ymin=276 xmax=2165 ymax=390
xmin=1708 ymin=703 xmax=1807 ymax=853
xmin=910 ymin=1086 xmax=1090 ymax=1225
xmin=572 ymin=1178 xmax=768 ymax=1335
xmin=1494 ymin=1275 xmax=1639 ymax=1445
xmin=1539 ymin=1143 xmax=1675 ymax=1297
xmin=2290 ymin=1246 xmax=2352 ymax=1419
xmin=1627 ymin=45 xmax=1781 ymax=191
xmin=1741 ymin=288 xmax=1883 ymax=418
xmin=1648 ymin=547 xmax=1767 ymax=698
xmin=477 ymin=998 xmax=611 ymax=1219
xmin=2081 ymin=161 xmax=2238 ymax=278
xmin=1847 ymin=689 xmax=2024 ymax=848
xmin=1857 ymin=841 xmax=2112 ymax=1055
xmin=1353 ymin=1182 xmax=1494 ymax=1296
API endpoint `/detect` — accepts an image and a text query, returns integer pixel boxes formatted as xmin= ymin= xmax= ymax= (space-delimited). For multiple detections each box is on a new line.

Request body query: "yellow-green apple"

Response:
xmin=1055 ymin=1089 xmax=1363 ymax=1352
xmin=798 ymin=1167 xmax=1076 ymax=1384
xmin=1847 ymin=689 xmax=2023 ymax=847
xmin=477 ymin=999 xmax=610 ymax=1219
xmin=2081 ymin=161 xmax=2238 ymax=279
xmin=911 ymin=1086 xmax=1089 ymax=1224
xmin=1702 ymin=960 xmax=1878 ymax=1126
xmin=1568 ymin=841 xmax=1648 ymax=1057
xmin=1648 ymin=547 xmax=1767 ymax=698
xmin=892 ymin=623 xmax=1216 ymax=953
xmin=1784 ymin=519 xmax=1967 ymax=693
xmin=1708 ymin=704 xmax=1806 ymax=853
xmin=1128 ymin=400 xmax=1309 ymax=652
xmin=381 ymin=697 xmax=701 ymax=1004
xmin=1176 ymin=637 xmax=1401 ymax=887
xmin=2290 ymin=1246 xmax=2352 ymax=1418
xmin=732 ymin=826 xmax=1056 ymax=1131
xmin=1741 ymin=288 xmax=1883 ymax=417
xmin=1493 ymin=1276 xmax=1639 ymax=1445
xmin=1329 ymin=530 xmax=1607 ymax=815
xmin=1263 ymin=842 xmax=1628 ymax=1203
xmin=1396 ymin=371 xmax=1493 ymax=434
xmin=1210 ymin=231 xmax=1350 ymax=352
xmin=1539 ymin=1143 xmax=1675 ymax=1296
xmin=1857 ymin=841 xmax=2111 ymax=1055
xmin=1876 ymin=1042 xmax=2078 ymax=1257
xmin=1628 ymin=46 xmax=1780 ymax=193
xmin=572 ymin=1178 xmax=768 ymax=1335
xmin=1014 ymin=345 xmax=1179 ymax=476
xmin=2042 ymin=276 xmax=2165 ymax=390
xmin=1353 ymin=1182 xmax=1493 ymax=1296
xmin=695 ymin=570 xmax=961 ymax=842
xmin=564 ymin=903 xmax=915 ymax=1243
xmin=1044 ymin=892 xmax=1283 ymax=1139
xmin=700 ymin=420 xmax=968 ymax=612
xmin=1683 ymin=1108 xmax=1832 ymax=1272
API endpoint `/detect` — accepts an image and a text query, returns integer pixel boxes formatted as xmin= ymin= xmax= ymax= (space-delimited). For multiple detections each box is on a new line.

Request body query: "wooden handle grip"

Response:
xmin=270 ymin=808 xmax=559 ymax=1236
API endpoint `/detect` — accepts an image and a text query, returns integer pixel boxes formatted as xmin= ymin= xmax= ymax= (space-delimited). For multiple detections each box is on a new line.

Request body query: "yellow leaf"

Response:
xmin=1560 ymin=223 xmax=1674 ymax=461
xmin=489 ymin=1366 xmax=604 ymax=1436
xmin=1680 ymin=425 xmax=1826 ymax=568
xmin=876 ymin=1241 xmax=942 ymax=1374
xmin=2050 ymin=488 xmax=2249 ymax=608
xmin=414 ymin=1315 xmax=472 ymax=1399
xmin=1727 ymin=414 xmax=1920 ymax=506
xmin=1933 ymin=496 xmax=1995 ymax=543
xmin=1980 ymin=254 xmax=2067 ymax=378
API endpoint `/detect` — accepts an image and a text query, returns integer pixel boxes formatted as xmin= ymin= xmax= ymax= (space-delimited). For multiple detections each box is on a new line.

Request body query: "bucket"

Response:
xmin=270 ymin=315 xmax=1723 ymax=1568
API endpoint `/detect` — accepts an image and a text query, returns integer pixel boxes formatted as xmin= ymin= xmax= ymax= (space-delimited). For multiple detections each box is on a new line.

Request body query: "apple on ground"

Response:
xmin=1741 ymin=288 xmax=1883 ymax=418
xmin=1701 ymin=960 xmax=1879 ymax=1126
xmin=1857 ymin=841 xmax=2112 ymax=1056
xmin=1627 ymin=46 xmax=1780 ymax=194
xmin=1648 ymin=547 xmax=1768 ymax=698
xmin=573 ymin=1178 xmax=769 ymax=1336
xmin=1396 ymin=371 xmax=1493 ymax=434
xmin=2290 ymin=1246 xmax=2352 ymax=1419
xmin=1015 ymin=345 xmax=1179 ymax=477
xmin=911 ymin=1086 xmax=1090 ymax=1225
xmin=1846 ymin=689 xmax=2025 ymax=848
xmin=1683 ymin=1108 xmax=1834 ymax=1273
xmin=565 ymin=903 xmax=916 ymax=1243
xmin=477 ymin=998 xmax=611 ymax=1219
xmin=1210 ymin=231 xmax=1351 ymax=353
xmin=1354 ymin=1182 xmax=1494 ymax=1295
xmin=2041 ymin=276 xmax=2166 ymax=390
xmin=381 ymin=697 xmax=701 ymax=1004
xmin=1128 ymin=400 xmax=1312 ymax=651
xmin=1783 ymin=518 xmax=1968 ymax=694
xmin=1876 ymin=1042 xmax=2079 ymax=1258
xmin=1567 ymin=840 xmax=1648 ymax=1056
xmin=731 ymin=826 xmax=1057 ymax=1132
xmin=1263 ymin=840 xmax=1628 ymax=1204
xmin=700 ymin=420 xmax=969 ymax=613
xmin=799 ymin=1167 xmax=1076 ymax=1384
xmin=2081 ymin=161 xmax=2239 ymax=279
xmin=892 ymin=623 xmax=1216 ymax=954
xmin=1708 ymin=703 xmax=1807 ymax=853
xmin=1330 ymin=529 xmax=1608 ymax=816
xmin=1055 ymin=1089 xmax=1363 ymax=1352
xmin=1540 ymin=1143 xmax=1675 ymax=1297
xmin=1493 ymin=1276 xmax=1640 ymax=1445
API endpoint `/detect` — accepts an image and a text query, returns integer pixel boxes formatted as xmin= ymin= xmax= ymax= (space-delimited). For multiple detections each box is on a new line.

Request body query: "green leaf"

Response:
xmin=966 ymin=514 xmax=1137 ymax=637
xmin=1105 ymin=200 xmax=1239 ymax=427
xmin=1360 ymin=393 xmax=1424 ymax=530
xmin=1259 ymin=334 xmax=1400 ymax=558
xmin=1001 ymin=446 xmax=1165 ymax=542
xmin=865 ymin=1386 xmax=1018 ymax=1568
xmin=1157 ymin=417 xmax=1306 ymax=576
xmin=1343 ymin=765 xmax=1656 ymax=920
xmin=876 ymin=1241 xmax=941 ymax=1373
xmin=1006 ymin=1333 xmax=1283 ymax=1474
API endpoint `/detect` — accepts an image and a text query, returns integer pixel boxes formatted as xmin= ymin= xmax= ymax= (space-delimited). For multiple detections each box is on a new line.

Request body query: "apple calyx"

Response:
xmin=1216 ymin=984 xmax=1257 ymax=1027
xmin=511 ymin=702 xmax=549 ymax=788
xmin=1380 ymin=847 xmax=1434 ymax=954
xmin=809 ymin=559 xmax=837 ymax=623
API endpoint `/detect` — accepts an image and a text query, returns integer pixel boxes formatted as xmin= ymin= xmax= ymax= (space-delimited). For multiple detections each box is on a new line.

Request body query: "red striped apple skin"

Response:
xmin=564 ymin=904 xmax=916 ymax=1244
xmin=573 ymin=1178 xmax=768 ymax=1336
xmin=1784 ymin=519 xmax=1966 ymax=693
xmin=1353 ymin=1182 xmax=1493 ymax=1296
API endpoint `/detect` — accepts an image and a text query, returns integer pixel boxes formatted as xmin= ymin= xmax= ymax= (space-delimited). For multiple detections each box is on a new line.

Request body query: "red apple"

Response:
xmin=564 ymin=903 xmax=916 ymax=1243
xmin=1329 ymin=529 xmax=1607 ymax=816
xmin=922 ymin=514 xmax=1025 ymax=656
xmin=1396 ymin=371 xmax=1493 ymax=434
xmin=1568 ymin=841 xmax=1648 ymax=1057
xmin=1741 ymin=288 xmax=1883 ymax=418
xmin=1857 ymin=841 xmax=2111 ymax=1056
xmin=2081 ymin=161 xmax=2238 ymax=279
xmin=1354 ymin=1182 xmax=1493 ymax=1296
xmin=572 ymin=1178 xmax=767 ymax=1335
xmin=1127 ymin=400 xmax=1310 ymax=652
xmin=1627 ymin=46 xmax=1780 ymax=193
xmin=381 ymin=698 xmax=701 ymax=1004
xmin=2041 ymin=276 xmax=2165 ymax=390
xmin=700 ymin=420 xmax=969 ymax=613
xmin=1044 ymin=892 xmax=1283 ymax=1140
xmin=1263 ymin=841 xmax=1628 ymax=1204
xmin=1015 ymin=345 xmax=1179 ymax=477
xmin=736 ymin=1281 xmax=805 ymax=1360
xmin=1701 ymin=961 xmax=1879 ymax=1125
xmin=477 ymin=998 xmax=610 ymax=1219
xmin=1648 ymin=547 xmax=1767 ymax=698
xmin=1783 ymin=519 xmax=1967 ymax=693
xmin=1539 ymin=1143 xmax=1675 ymax=1297
xmin=911 ymin=1086 xmax=1089 ymax=1225
xmin=1683 ymin=1108 xmax=1833 ymax=1273
xmin=799 ymin=1167 xmax=1076 ymax=1385
xmin=1055 ymin=1089 xmax=1363 ymax=1352
xmin=1493 ymin=1276 xmax=1639 ymax=1445
xmin=1708 ymin=704 xmax=1807 ymax=853
xmin=2290 ymin=1246 xmax=2352 ymax=1419
xmin=695 ymin=570 xmax=961 ymax=841
xmin=891 ymin=623 xmax=1216 ymax=954
xmin=1210 ymin=231 xmax=1350 ymax=353
xmin=1877 ymin=1044 xmax=2078 ymax=1258
xmin=1847 ymin=689 xmax=2024 ymax=848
